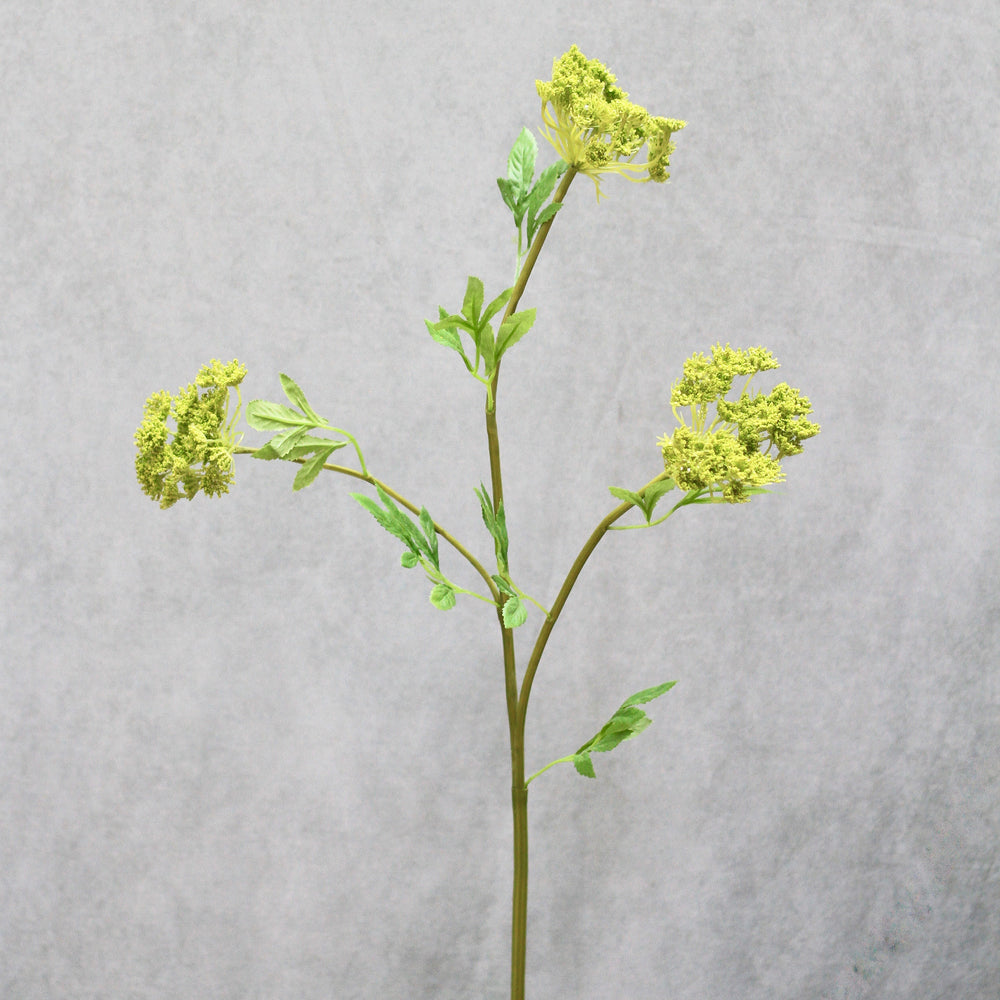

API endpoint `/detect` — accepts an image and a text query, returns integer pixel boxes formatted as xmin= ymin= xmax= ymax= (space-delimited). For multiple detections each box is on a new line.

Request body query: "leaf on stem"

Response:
xmin=429 ymin=583 xmax=457 ymax=610
xmin=570 ymin=681 xmax=677 ymax=778
xmin=475 ymin=484 xmax=510 ymax=570
xmin=462 ymin=276 xmax=485 ymax=327
xmin=501 ymin=595 xmax=527 ymax=629
xmin=495 ymin=308 xmax=536 ymax=360
xmin=608 ymin=478 xmax=677 ymax=523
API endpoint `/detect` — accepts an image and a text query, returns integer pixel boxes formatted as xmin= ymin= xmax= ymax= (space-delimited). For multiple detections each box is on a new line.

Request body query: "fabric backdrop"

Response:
xmin=2 ymin=2 xmax=997 ymax=998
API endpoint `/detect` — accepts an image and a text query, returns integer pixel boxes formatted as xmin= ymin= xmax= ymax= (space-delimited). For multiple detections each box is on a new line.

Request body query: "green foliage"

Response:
xmin=475 ymin=483 xmax=510 ymax=571
xmin=427 ymin=278 xmax=535 ymax=395
xmin=497 ymin=127 xmax=569 ymax=260
xmin=134 ymin=359 xmax=247 ymax=509
xmin=246 ymin=374 xmax=350 ymax=490
xmin=571 ymin=682 xmax=677 ymax=778
xmin=608 ymin=478 xmax=676 ymax=524
xmin=536 ymin=45 xmax=686 ymax=199
xmin=351 ymin=486 xmax=459 ymax=611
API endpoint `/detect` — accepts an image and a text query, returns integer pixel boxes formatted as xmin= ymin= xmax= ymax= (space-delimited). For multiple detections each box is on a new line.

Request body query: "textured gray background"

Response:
xmin=2 ymin=1 xmax=997 ymax=998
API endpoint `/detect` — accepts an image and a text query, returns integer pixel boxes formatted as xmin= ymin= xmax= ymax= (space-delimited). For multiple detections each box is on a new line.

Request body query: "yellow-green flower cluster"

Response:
xmin=536 ymin=45 xmax=686 ymax=200
xmin=134 ymin=359 xmax=247 ymax=509
xmin=658 ymin=345 xmax=819 ymax=503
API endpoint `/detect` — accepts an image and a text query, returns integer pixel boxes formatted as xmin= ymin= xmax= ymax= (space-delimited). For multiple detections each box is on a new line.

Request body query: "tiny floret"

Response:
xmin=134 ymin=359 xmax=247 ymax=509
xmin=658 ymin=344 xmax=819 ymax=503
xmin=536 ymin=45 xmax=686 ymax=200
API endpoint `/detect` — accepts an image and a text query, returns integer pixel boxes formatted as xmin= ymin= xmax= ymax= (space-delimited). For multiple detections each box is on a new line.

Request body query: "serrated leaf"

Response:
xmin=502 ymin=595 xmax=527 ymax=629
xmin=267 ymin=424 xmax=311 ymax=458
xmin=278 ymin=373 xmax=324 ymax=425
xmin=620 ymin=681 xmax=677 ymax=709
xmin=491 ymin=574 xmax=517 ymax=598
xmin=526 ymin=159 xmax=567 ymax=218
xmin=246 ymin=399 xmax=310 ymax=431
xmin=425 ymin=319 xmax=474 ymax=372
xmin=434 ymin=313 xmax=476 ymax=333
xmin=419 ymin=507 xmax=439 ymax=569
xmin=292 ymin=446 xmax=334 ymax=491
xmin=639 ymin=479 xmax=677 ymax=521
xmin=609 ymin=486 xmax=643 ymax=506
xmin=571 ymin=681 xmax=676 ymax=777
xmin=497 ymin=176 xmax=519 ymax=214
xmin=495 ymin=308 xmax=536 ymax=358
xmin=400 ymin=551 xmax=419 ymax=569
xmin=507 ymin=127 xmax=537 ymax=198
xmin=429 ymin=583 xmax=456 ymax=610
xmin=352 ymin=492 xmax=414 ymax=550
xmin=573 ymin=752 xmax=596 ymax=779
xmin=482 ymin=287 xmax=513 ymax=325
xmin=462 ymin=276 xmax=485 ymax=325
xmin=526 ymin=200 xmax=563 ymax=247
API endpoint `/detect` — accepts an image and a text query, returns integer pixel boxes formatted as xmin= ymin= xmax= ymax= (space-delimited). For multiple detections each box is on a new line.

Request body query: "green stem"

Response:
xmin=233 ymin=447 xmax=497 ymax=601
xmin=516 ymin=472 xmax=669 ymax=733
xmin=524 ymin=755 xmax=575 ymax=786
xmin=492 ymin=166 xmax=576 ymax=1000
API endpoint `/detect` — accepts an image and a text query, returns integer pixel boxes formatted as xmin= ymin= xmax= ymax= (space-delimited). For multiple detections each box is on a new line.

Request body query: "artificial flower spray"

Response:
xmin=135 ymin=45 xmax=819 ymax=1000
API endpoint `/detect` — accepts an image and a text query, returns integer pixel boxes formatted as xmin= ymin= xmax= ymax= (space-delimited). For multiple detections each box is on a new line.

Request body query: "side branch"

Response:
xmin=233 ymin=446 xmax=498 ymax=601
xmin=516 ymin=472 xmax=670 ymax=730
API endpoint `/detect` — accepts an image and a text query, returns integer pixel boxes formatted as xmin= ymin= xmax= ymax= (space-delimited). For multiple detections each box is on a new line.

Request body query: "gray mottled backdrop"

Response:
xmin=2 ymin=2 xmax=997 ymax=998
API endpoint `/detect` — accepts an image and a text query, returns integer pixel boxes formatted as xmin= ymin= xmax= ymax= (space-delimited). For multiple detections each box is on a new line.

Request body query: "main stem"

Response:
xmin=488 ymin=166 xmax=576 ymax=1000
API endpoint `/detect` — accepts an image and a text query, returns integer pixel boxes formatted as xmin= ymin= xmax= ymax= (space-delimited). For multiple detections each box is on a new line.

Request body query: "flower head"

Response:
xmin=536 ymin=45 xmax=686 ymax=200
xmin=135 ymin=359 xmax=247 ymax=509
xmin=658 ymin=345 xmax=819 ymax=503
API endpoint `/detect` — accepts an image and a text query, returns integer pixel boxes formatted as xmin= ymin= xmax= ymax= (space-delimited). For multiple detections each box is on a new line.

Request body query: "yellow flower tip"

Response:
xmin=536 ymin=45 xmax=685 ymax=200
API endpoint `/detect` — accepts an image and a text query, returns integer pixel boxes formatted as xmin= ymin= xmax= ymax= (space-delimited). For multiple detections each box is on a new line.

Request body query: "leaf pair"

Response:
xmin=571 ymin=682 xmax=676 ymax=778
xmin=497 ymin=127 xmax=568 ymax=255
xmin=351 ymin=486 xmax=455 ymax=611
xmin=608 ymin=478 xmax=676 ymax=524
xmin=426 ymin=276 xmax=535 ymax=390
xmin=247 ymin=374 xmax=348 ymax=490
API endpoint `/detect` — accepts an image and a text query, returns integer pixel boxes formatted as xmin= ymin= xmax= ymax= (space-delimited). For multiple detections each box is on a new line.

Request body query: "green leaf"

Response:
xmin=609 ymin=486 xmax=643 ymax=506
xmin=462 ymin=276 xmax=485 ymax=326
xmin=292 ymin=445 xmax=335 ymax=491
xmin=278 ymin=373 xmax=325 ymax=425
xmin=640 ymin=479 xmax=676 ymax=520
xmin=476 ymin=484 xmax=509 ymax=569
xmin=425 ymin=319 xmax=474 ymax=373
xmin=266 ymin=425 xmax=311 ymax=458
xmin=495 ymin=308 xmax=536 ymax=358
xmin=429 ymin=583 xmax=456 ymax=610
xmin=246 ymin=399 xmax=310 ymax=431
xmin=571 ymin=681 xmax=677 ymax=777
xmin=527 ymin=159 xmax=567 ymax=218
xmin=400 ymin=551 xmax=420 ymax=569
xmin=254 ymin=435 xmax=347 ymax=462
xmin=526 ymin=200 xmax=563 ymax=247
xmin=502 ymin=595 xmax=527 ymax=629
xmin=482 ymin=287 xmax=513 ymax=325
xmin=352 ymin=491 xmax=416 ymax=552
xmin=491 ymin=574 xmax=517 ymax=598
xmin=620 ymin=681 xmax=677 ymax=708
xmin=573 ymin=752 xmax=596 ymax=779
xmin=497 ymin=176 xmax=519 ymax=214
xmin=507 ymin=127 xmax=537 ymax=199
xmin=434 ymin=313 xmax=476 ymax=334
xmin=419 ymin=507 xmax=439 ymax=569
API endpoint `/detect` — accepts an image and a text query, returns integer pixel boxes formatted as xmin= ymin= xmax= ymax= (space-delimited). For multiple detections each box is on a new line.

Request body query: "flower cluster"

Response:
xmin=658 ymin=345 xmax=819 ymax=502
xmin=134 ymin=359 xmax=247 ymax=509
xmin=536 ymin=44 xmax=686 ymax=200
